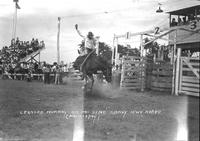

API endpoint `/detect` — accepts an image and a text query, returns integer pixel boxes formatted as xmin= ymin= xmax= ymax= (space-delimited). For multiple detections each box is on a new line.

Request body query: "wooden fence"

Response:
xmin=119 ymin=55 xmax=199 ymax=96
xmin=120 ymin=56 xmax=147 ymax=90
xmin=2 ymin=73 xmax=43 ymax=80
xmin=178 ymin=57 xmax=199 ymax=96
xmin=151 ymin=61 xmax=173 ymax=91
xmin=120 ymin=55 xmax=173 ymax=92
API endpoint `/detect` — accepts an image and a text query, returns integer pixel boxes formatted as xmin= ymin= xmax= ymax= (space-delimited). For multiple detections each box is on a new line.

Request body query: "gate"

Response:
xmin=178 ymin=57 xmax=199 ymax=96
xmin=120 ymin=56 xmax=147 ymax=91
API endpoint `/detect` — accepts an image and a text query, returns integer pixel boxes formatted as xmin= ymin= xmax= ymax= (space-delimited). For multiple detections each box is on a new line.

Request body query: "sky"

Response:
xmin=0 ymin=0 xmax=199 ymax=64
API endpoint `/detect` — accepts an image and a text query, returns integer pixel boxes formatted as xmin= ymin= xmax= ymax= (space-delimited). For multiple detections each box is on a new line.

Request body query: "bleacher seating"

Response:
xmin=0 ymin=38 xmax=45 ymax=80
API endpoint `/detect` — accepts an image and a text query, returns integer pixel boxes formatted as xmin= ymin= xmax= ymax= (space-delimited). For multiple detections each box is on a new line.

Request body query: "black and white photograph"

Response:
xmin=0 ymin=0 xmax=199 ymax=141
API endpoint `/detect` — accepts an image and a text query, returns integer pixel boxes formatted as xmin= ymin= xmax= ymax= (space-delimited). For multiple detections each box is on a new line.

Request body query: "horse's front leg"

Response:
xmin=82 ymin=76 xmax=86 ymax=93
xmin=88 ymin=74 xmax=94 ymax=93
xmin=84 ymin=74 xmax=88 ymax=89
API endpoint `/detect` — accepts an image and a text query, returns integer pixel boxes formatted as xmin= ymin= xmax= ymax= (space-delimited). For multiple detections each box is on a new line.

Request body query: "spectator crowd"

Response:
xmin=0 ymin=37 xmax=46 ymax=81
xmin=0 ymin=37 xmax=45 ymax=64
xmin=0 ymin=37 xmax=68 ymax=85
xmin=0 ymin=60 xmax=69 ymax=84
xmin=41 ymin=62 xmax=68 ymax=85
xmin=170 ymin=13 xmax=200 ymax=27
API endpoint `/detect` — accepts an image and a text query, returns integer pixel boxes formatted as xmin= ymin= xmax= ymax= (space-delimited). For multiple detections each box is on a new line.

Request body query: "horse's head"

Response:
xmin=73 ymin=55 xmax=87 ymax=71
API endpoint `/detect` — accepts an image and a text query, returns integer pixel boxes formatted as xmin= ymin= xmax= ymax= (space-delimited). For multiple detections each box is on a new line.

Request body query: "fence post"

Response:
xmin=172 ymin=30 xmax=177 ymax=95
xmin=120 ymin=56 xmax=125 ymax=89
xmin=140 ymin=34 xmax=144 ymax=92
xmin=179 ymin=57 xmax=183 ymax=94
xmin=175 ymin=48 xmax=181 ymax=95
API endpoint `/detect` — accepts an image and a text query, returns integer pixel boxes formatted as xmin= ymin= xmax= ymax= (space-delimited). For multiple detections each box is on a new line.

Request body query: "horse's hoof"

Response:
xmin=86 ymin=89 xmax=92 ymax=93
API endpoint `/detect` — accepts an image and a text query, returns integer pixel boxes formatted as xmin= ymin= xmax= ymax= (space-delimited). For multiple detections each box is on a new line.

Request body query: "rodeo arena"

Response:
xmin=0 ymin=1 xmax=199 ymax=141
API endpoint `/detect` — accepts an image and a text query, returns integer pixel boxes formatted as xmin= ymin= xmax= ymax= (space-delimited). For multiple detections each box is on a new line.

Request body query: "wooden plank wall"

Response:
xmin=120 ymin=56 xmax=147 ymax=90
xmin=179 ymin=57 xmax=200 ymax=97
xmin=151 ymin=61 xmax=173 ymax=92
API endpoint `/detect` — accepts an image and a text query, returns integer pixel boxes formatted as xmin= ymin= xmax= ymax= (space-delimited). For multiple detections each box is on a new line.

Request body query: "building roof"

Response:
xmin=167 ymin=4 xmax=200 ymax=16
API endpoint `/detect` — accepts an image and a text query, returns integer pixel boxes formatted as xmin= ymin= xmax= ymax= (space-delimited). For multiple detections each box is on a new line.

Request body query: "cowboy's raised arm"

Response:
xmin=94 ymin=36 xmax=100 ymax=46
xmin=75 ymin=24 xmax=85 ymax=38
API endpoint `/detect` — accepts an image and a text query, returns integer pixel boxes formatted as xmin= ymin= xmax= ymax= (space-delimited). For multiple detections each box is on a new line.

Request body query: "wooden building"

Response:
xmin=168 ymin=5 xmax=200 ymax=96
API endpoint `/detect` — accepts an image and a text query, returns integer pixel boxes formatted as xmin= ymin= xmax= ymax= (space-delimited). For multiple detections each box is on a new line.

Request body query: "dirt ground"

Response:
xmin=0 ymin=79 xmax=199 ymax=141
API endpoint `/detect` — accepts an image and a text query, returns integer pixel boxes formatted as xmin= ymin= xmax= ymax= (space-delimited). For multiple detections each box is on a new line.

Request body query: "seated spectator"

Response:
xmin=11 ymin=39 xmax=15 ymax=47
xmin=33 ymin=39 xmax=39 ymax=51
xmin=188 ymin=14 xmax=195 ymax=21
xmin=35 ymin=39 xmax=39 ymax=46
xmin=182 ymin=17 xmax=187 ymax=25
xmin=19 ymin=41 xmax=23 ymax=49
xmin=178 ymin=17 xmax=183 ymax=26
xmin=31 ymin=38 xmax=35 ymax=47
xmin=15 ymin=37 xmax=20 ymax=46
xmin=26 ymin=41 xmax=30 ymax=46
xmin=191 ymin=52 xmax=200 ymax=57
xmin=28 ymin=46 xmax=34 ymax=54
xmin=40 ymin=41 xmax=45 ymax=48
xmin=171 ymin=18 xmax=177 ymax=27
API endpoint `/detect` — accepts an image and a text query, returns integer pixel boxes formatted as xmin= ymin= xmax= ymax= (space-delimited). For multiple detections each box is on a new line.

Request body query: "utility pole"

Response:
xmin=57 ymin=17 xmax=61 ymax=65
xmin=12 ymin=0 xmax=20 ymax=41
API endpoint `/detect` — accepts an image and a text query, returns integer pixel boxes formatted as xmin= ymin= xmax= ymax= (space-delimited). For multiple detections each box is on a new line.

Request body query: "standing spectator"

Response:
xmin=27 ymin=69 xmax=32 ymax=82
xmin=0 ymin=63 xmax=3 ymax=79
xmin=43 ymin=64 xmax=47 ymax=84
xmin=55 ymin=65 xmax=61 ymax=85
xmin=23 ymin=62 xmax=28 ymax=74
xmin=51 ymin=63 xmax=57 ymax=83
xmin=43 ymin=64 xmax=51 ymax=84
xmin=46 ymin=65 xmax=51 ymax=84
xmin=63 ymin=64 xmax=68 ymax=72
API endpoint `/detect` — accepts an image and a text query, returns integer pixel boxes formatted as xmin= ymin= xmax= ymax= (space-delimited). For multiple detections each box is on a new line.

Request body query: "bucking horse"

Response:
xmin=73 ymin=50 xmax=112 ymax=94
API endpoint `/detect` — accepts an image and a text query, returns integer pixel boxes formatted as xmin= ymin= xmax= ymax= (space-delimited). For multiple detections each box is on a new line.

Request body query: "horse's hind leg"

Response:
xmin=88 ymin=74 xmax=94 ymax=94
xmin=83 ymin=74 xmax=89 ymax=94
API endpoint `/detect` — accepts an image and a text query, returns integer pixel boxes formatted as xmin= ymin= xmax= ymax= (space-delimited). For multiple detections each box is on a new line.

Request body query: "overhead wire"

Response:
xmin=61 ymin=7 xmax=135 ymax=19
xmin=59 ymin=0 xmax=183 ymax=50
